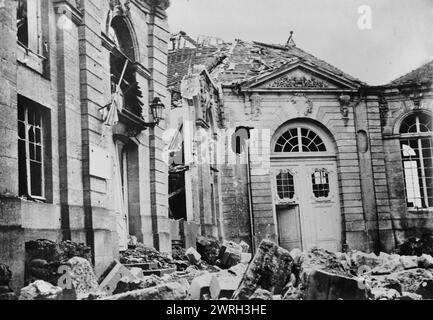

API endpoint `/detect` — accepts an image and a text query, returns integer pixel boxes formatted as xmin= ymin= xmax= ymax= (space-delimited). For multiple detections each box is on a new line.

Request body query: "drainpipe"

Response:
xmin=246 ymin=139 xmax=256 ymax=254
xmin=237 ymin=126 xmax=256 ymax=255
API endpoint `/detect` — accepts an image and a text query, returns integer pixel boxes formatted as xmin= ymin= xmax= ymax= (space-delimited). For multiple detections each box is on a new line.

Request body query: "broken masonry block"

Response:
xmin=239 ymin=241 xmax=250 ymax=253
xmin=124 ymin=262 xmax=159 ymax=270
xmin=99 ymin=260 xmax=139 ymax=296
xmin=187 ymin=272 xmax=213 ymax=300
xmin=142 ymin=267 xmax=176 ymax=277
xmin=400 ymin=256 xmax=418 ymax=270
xmin=102 ymin=282 xmax=188 ymax=300
xmin=210 ymin=274 xmax=242 ymax=300
xmin=228 ymin=263 xmax=247 ymax=277
xmin=64 ymin=257 xmax=99 ymax=299
xmin=304 ymin=269 xmax=368 ymax=300
xmin=418 ymin=254 xmax=433 ymax=269
xmin=249 ymin=288 xmax=273 ymax=300
xmin=240 ymin=253 xmax=252 ymax=264
xmin=185 ymin=247 xmax=202 ymax=265
xmin=19 ymin=280 xmax=65 ymax=300
xmin=130 ymin=267 xmax=144 ymax=279
xmin=233 ymin=240 xmax=293 ymax=300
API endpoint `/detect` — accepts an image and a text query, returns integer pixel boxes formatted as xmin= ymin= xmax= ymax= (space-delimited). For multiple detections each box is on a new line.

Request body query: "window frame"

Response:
xmin=18 ymin=102 xmax=46 ymax=201
xmin=399 ymin=112 xmax=433 ymax=210
xmin=274 ymin=127 xmax=328 ymax=154
xmin=17 ymin=0 xmax=43 ymax=55
xmin=275 ymin=169 xmax=296 ymax=203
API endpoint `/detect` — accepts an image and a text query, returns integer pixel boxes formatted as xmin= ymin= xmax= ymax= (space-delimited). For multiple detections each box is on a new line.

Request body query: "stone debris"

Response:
xmin=233 ymin=240 xmax=293 ymax=300
xmin=209 ymin=273 xmax=242 ymax=299
xmin=187 ymin=272 xmax=213 ymax=300
xmin=399 ymin=234 xmax=433 ymax=256
xmin=0 ymin=263 xmax=16 ymax=300
xmin=25 ymin=239 xmax=92 ymax=286
xmin=65 ymin=257 xmax=99 ymax=299
xmin=102 ymin=282 xmax=188 ymax=300
xmin=417 ymin=254 xmax=433 ymax=269
xmin=249 ymin=288 xmax=273 ymax=300
xmin=120 ymin=243 xmax=175 ymax=269
xmin=196 ymin=236 xmax=221 ymax=265
xmin=10 ymin=238 xmax=433 ymax=300
xmin=19 ymin=280 xmax=64 ymax=300
xmin=99 ymin=260 xmax=139 ymax=295
xmin=185 ymin=247 xmax=202 ymax=265
xmin=218 ymin=241 xmax=243 ymax=269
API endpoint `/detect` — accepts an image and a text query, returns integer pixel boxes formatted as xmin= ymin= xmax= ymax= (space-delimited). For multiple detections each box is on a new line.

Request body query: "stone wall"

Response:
xmin=0 ymin=0 xmax=171 ymax=289
xmin=220 ymin=90 xmax=384 ymax=252
xmin=381 ymin=86 xmax=433 ymax=245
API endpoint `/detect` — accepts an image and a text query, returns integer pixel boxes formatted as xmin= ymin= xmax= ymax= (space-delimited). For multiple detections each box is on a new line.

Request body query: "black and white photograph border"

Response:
xmin=1 ymin=0 xmax=433 ymax=308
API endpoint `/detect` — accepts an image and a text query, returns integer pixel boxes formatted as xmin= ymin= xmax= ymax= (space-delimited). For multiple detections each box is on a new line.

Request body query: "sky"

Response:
xmin=166 ymin=0 xmax=433 ymax=85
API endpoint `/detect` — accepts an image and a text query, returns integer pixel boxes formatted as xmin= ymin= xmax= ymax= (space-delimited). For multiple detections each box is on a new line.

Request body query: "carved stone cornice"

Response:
xmin=53 ymin=0 xmax=83 ymax=25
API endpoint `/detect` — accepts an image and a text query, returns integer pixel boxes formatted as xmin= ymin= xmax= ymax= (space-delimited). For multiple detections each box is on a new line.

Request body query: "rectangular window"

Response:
xmin=17 ymin=0 xmax=43 ymax=55
xmin=18 ymin=100 xmax=45 ymax=199
xmin=401 ymin=138 xmax=433 ymax=208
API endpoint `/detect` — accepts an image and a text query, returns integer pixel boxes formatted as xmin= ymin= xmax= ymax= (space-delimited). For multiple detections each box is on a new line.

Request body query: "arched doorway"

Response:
xmin=270 ymin=120 xmax=342 ymax=252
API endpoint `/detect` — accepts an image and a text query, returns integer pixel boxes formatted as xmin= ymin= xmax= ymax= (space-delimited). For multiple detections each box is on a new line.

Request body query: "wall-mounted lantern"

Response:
xmin=148 ymin=97 xmax=165 ymax=126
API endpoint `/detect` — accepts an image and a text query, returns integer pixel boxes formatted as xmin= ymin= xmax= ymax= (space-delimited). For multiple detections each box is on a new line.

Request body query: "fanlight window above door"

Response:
xmin=274 ymin=127 xmax=327 ymax=152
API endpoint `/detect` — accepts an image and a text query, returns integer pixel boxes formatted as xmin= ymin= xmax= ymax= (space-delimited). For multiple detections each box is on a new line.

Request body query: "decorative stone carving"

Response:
xmin=110 ymin=0 xmax=131 ymax=17
xmin=379 ymin=95 xmax=389 ymax=127
xmin=339 ymin=95 xmax=351 ymax=119
xmin=289 ymin=93 xmax=314 ymax=116
xmin=266 ymin=75 xmax=329 ymax=89
xmin=411 ymin=93 xmax=423 ymax=109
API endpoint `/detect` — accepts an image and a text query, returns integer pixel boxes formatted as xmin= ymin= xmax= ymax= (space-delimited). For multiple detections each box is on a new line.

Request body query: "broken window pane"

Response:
xmin=312 ymin=169 xmax=330 ymax=198
xmin=17 ymin=0 xmax=29 ymax=47
xmin=400 ymin=112 xmax=433 ymax=208
xmin=17 ymin=100 xmax=45 ymax=199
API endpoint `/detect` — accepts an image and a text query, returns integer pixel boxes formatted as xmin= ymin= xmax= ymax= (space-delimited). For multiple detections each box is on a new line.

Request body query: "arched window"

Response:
xmin=274 ymin=127 xmax=327 ymax=152
xmin=109 ymin=16 xmax=144 ymax=118
xmin=400 ymin=112 xmax=433 ymax=208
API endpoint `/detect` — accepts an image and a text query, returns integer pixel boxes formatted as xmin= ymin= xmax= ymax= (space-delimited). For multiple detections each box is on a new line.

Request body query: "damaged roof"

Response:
xmin=386 ymin=59 xmax=433 ymax=88
xmin=168 ymin=39 xmax=365 ymax=92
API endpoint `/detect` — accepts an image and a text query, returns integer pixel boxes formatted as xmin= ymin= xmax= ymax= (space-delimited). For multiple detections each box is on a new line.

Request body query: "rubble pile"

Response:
xmin=399 ymin=234 xmax=433 ymax=256
xmin=7 ymin=237 xmax=433 ymax=300
xmin=196 ymin=236 xmax=221 ymax=265
xmin=25 ymin=239 xmax=92 ymax=285
xmin=0 ymin=263 xmax=16 ymax=300
xmin=120 ymin=243 xmax=176 ymax=269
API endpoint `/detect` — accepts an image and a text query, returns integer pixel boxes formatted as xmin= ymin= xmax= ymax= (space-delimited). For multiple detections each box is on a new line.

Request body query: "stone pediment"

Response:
xmin=244 ymin=64 xmax=359 ymax=91
xmin=260 ymin=68 xmax=336 ymax=89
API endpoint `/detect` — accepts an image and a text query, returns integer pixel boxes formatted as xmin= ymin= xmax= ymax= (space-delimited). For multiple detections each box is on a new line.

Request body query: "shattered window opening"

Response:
xmin=109 ymin=17 xmax=144 ymax=118
xmin=400 ymin=112 xmax=433 ymax=209
xmin=311 ymin=169 xmax=330 ymax=198
xmin=18 ymin=99 xmax=45 ymax=199
xmin=17 ymin=0 xmax=28 ymax=47
xmin=17 ymin=0 xmax=43 ymax=55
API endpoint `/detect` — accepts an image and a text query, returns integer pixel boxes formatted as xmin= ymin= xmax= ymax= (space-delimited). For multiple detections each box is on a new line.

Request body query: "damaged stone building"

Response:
xmin=167 ymin=32 xmax=433 ymax=256
xmin=0 ymin=0 xmax=171 ymax=289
